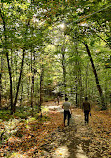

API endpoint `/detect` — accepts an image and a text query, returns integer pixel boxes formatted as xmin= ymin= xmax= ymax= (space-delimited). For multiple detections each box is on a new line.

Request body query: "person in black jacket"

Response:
xmin=82 ymin=97 xmax=91 ymax=124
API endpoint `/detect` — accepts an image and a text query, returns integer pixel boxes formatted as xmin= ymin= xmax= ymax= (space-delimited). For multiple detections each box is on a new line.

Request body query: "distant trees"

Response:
xmin=0 ymin=0 xmax=111 ymax=112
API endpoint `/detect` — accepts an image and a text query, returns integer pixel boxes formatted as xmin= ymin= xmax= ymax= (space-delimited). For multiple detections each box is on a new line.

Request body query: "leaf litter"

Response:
xmin=0 ymin=101 xmax=111 ymax=158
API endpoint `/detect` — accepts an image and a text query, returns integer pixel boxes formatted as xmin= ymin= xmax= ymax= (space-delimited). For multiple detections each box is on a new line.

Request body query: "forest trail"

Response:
xmin=40 ymin=101 xmax=111 ymax=158
xmin=0 ymin=101 xmax=110 ymax=158
xmin=41 ymin=102 xmax=90 ymax=158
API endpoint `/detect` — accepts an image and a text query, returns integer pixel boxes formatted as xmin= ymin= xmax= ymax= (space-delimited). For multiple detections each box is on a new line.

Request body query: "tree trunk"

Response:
xmin=78 ymin=68 xmax=83 ymax=107
xmin=20 ymin=82 xmax=23 ymax=106
xmin=0 ymin=8 xmax=14 ymax=113
xmin=31 ymin=51 xmax=33 ymax=109
xmin=85 ymin=63 xmax=89 ymax=97
xmin=13 ymin=19 xmax=30 ymax=113
xmin=39 ymin=64 xmax=44 ymax=112
xmin=31 ymin=51 xmax=34 ymax=116
xmin=13 ymin=49 xmax=25 ymax=112
xmin=6 ymin=52 xmax=14 ymax=114
xmin=75 ymin=45 xmax=78 ymax=107
xmin=61 ymin=51 xmax=67 ymax=98
xmin=0 ymin=56 xmax=3 ymax=109
xmin=33 ymin=51 xmax=36 ymax=104
xmin=0 ymin=72 xmax=2 ymax=109
xmin=84 ymin=43 xmax=106 ymax=110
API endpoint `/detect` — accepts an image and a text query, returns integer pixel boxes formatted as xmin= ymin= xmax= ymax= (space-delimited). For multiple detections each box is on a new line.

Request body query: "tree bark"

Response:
xmin=78 ymin=68 xmax=83 ymax=107
xmin=0 ymin=56 xmax=3 ymax=108
xmin=20 ymin=81 xmax=23 ymax=106
xmin=12 ymin=19 xmax=30 ymax=113
xmin=6 ymin=52 xmax=14 ymax=113
xmin=0 ymin=72 xmax=2 ymax=109
xmin=85 ymin=63 xmax=89 ymax=97
xmin=0 ymin=8 xmax=14 ymax=113
xmin=39 ymin=64 xmax=44 ymax=112
xmin=75 ymin=44 xmax=78 ymax=107
xmin=13 ymin=49 xmax=25 ymax=113
xmin=31 ymin=51 xmax=33 ymax=109
xmin=84 ymin=43 xmax=106 ymax=110
xmin=61 ymin=50 xmax=67 ymax=98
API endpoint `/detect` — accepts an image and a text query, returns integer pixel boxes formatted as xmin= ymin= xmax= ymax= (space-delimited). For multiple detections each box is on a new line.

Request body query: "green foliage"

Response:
xmin=0 ymin=110 xmax=14 ymax=121
xmin=105 ymin=56 xmax=111 ymax=68
xmin=14 ymin=112 xmax=28 ymax=119
xmin=107 ymin=37 xmax=111 ymax=46
xmin=0 ymin=0 xmax=111 ymax=111
xmin=1 ymin=0 xmax=12 ymax=3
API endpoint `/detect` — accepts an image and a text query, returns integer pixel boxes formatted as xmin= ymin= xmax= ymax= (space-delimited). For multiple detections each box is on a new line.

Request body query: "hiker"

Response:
xmin=62 ymin=97 xmax=72 ymax=127
xmin=82 ymin=97 xmax=91 ymax=124
xmin=57 ymin=96 xmax=60 ymax=105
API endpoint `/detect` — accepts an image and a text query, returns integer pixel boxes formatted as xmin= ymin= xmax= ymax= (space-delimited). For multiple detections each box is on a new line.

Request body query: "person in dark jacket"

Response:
xmin=82 ymin=97 xmax=91 ymax=124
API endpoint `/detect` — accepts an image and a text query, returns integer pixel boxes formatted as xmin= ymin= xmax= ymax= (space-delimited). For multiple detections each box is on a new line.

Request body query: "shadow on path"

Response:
xmin=40 ymin=105 xmax=94 ymax=158
xmin=40 ymin=103 xmax=110 ymax=158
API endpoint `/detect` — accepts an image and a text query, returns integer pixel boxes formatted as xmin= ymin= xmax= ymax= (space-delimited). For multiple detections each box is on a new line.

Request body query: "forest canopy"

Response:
xmin=0 ymin=0 xmax=111 ymax=114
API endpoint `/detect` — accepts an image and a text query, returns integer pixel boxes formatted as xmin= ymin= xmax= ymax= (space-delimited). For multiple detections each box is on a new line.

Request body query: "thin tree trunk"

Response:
xmin=0 ymin=72 xmax=2 ymax=109
xmin=85 ymin=63 xmax=89 ymax=97
xmin=39 ymin=64 xmax=44 ymax=113
xmin=31 ymin=51 xmax=35 ymax=117
xmin=33 ymin=51 xmax=36 ymax=104
xmin=32 ymin=75 xmax=34 ymax=101
xmin=84 ymin=43 xmax=106 ymax=110
xmin=13 ymin=19 xmax=30 ymax=113
xmin=0 ymin=56 xmax=3 ymax=108
xmin=78 ymin=69 xmax=83 ymax=107
xmin=20 ymin=82 xmax=23 ymax=106
xmin=75 ymin=83 xmax=78 ymax=107
xmin=28 ymin=62 xmax=30 ymax=99
xmin=6 ymin=52 xmax=14 ymax=113
xmin=15 ymin=52 xmax=18 ymax=94
xmin=75 ymin=45 xmax=78 ymax=107
xmin=0 ymin=7 xmax=14 ymax=113
xmin=61 ymin=51 xmax=67 ymax=98
xmin=31 ymin=51 xmax=33 ymax=109
xmin=13 ymin=50 xmax=25 ymax=112
xmin=30 ymin=50 xmax=35 ymax=116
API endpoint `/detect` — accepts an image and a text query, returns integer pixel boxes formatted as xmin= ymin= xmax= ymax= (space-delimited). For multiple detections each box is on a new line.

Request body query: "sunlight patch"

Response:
xmin=76 ymin=153 xmax=88 ymax=158
xmin=10 ymin=152 xmax=27 ymax=158
xmin=76 ymin=144 xmax=88 ymax=158
xmin=41 ymin=106 xmax=49 ymax=113
xmin=53 ymin=146 xmax=69 ymax=158
xmin=43 ymin=105 xmax=64 ymax=113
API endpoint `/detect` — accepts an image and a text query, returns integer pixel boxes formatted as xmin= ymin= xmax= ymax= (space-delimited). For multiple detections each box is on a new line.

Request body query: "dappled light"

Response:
xmin=0 ymin=0 xmax=111 ymax=157
xmin=53 ymin=146 xmax=69 ymax=158
xmin=76 ymin=144 xmax=88 ymax=158
xmin=58 ymin=23 xmax=66 ymax=31
xmin=0 ymin=102 xmax=111 ymax=157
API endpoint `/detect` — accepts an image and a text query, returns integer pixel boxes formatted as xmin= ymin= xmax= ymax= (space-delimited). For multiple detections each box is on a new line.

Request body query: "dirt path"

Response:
xmin=39 ymin=102 xmax=111 ymax=158
xmin=0 ymin=101 xmax=110 ymax=158
xmin=39 ymin=112 xmax=91 ymax=158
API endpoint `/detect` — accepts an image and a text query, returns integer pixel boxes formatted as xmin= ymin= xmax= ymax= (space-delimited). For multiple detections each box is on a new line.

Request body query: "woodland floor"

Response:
xmin=0 ymin=101 xmax=111 ymax=158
